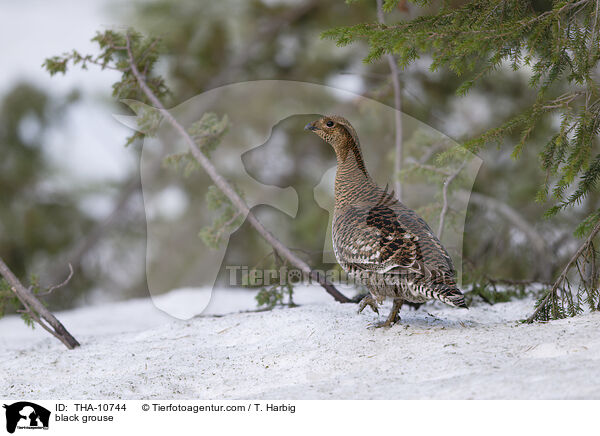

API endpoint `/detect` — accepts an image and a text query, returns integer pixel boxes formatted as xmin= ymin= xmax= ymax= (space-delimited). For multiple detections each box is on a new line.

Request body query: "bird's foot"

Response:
xmin=370 ymin=298 xmax=403 ymax=329
xmin=357 ymin=294 xmax=379 ymax=315
xmin=371 ymin=312 xmax=400 ymax=329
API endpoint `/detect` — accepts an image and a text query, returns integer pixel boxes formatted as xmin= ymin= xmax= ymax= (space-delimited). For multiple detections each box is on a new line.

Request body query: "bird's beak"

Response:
xmin=304 ymin=122 xmax=317 ymax=131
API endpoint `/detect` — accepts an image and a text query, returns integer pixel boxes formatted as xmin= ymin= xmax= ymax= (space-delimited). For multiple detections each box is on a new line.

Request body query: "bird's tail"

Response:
xmin=430 ymin=283 xmax=467 ymax=308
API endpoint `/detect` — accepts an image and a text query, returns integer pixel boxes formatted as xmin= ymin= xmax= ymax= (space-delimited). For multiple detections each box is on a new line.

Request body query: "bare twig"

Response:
xmin=124 ymin=33 xmax=350 ymax=303
xmin=437 ymin=162 xmax=466 ymax=239
xmin=377 ymin=0 xmax=404 ymax=201
xmin=38 ymin=264 xmax=74 ymax=296
xmin=540 ymin=91 xmax=584 ymax=109
xmin=0 ymin=257 xmax=80 ymax=349
xmin=526 ymin=220 xmax=600 ymax=322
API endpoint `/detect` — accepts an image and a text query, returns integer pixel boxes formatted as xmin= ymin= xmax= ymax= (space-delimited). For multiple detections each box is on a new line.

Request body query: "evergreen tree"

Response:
xmin=324 ymin=0 xmax=600 ymax=320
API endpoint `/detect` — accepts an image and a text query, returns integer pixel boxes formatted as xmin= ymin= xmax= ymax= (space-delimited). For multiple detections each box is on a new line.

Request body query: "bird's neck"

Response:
xmin=334 ymin=141 xmax=374 ymax=208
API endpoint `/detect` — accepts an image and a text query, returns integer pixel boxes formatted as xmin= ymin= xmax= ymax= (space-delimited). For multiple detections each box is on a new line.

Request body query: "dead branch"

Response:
xmin=526 ymin=220 xmax=600 ymax=323
xmin=0 ymin=257 xmax=80 ymax=349
xmin=38 ymin=264 xmax=74 ymax=296
xmin=437 ymin=162 xmax=466 ymax=239
xmin=124 ymin=33 xmax=350 ymax=303
xmin=377 ymin=0 xmax=404 ymax=201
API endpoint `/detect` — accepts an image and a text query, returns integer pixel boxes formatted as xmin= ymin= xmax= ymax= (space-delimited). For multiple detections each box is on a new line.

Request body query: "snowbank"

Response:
xmin=1 ymin=286 xmax=599 ymax=399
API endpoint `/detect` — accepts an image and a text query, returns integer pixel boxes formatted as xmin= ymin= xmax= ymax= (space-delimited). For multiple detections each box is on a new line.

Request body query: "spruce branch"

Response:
xmin=526 ymin=219 xmax=600 ymax=323
xmin=326 ymin=0 xmax=600 ymax=320
xmin=121 ymin=32 xmax=350 ymax=303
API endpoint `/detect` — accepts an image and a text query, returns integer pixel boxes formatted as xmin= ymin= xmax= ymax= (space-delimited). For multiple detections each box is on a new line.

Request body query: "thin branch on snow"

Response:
xmin=123 ymin=33 xmax=351 ymax=304
xmin=0 ymin=257 xmax=80 ymax=349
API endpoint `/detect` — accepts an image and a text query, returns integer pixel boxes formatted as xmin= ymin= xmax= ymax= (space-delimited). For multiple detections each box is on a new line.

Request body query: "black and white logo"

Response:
xmin=3 ymin=402 xmax=50 ymax=433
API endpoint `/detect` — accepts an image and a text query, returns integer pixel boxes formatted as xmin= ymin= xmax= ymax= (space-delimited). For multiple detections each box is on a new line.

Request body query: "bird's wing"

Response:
xmin=333 ymin=189 xmax=455 ymax=280
xmin=381 ymin=185 xmax=455 ymax=276
xmin=333 ymin=204 xmax=423 ymax=276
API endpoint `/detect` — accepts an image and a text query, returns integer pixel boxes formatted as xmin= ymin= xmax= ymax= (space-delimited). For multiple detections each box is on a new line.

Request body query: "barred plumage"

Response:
xmin=305 ymin=115 xmax=466 ymax=327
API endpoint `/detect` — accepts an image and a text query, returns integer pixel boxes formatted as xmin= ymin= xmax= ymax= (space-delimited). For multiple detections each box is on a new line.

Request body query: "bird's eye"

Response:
xmin=326 ymin=121 xmax=334 ymax=127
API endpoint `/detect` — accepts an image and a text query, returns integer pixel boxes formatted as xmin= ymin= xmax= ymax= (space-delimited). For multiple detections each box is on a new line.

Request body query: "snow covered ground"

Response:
xmin=1 ymin=286 xmax=599 ymax=399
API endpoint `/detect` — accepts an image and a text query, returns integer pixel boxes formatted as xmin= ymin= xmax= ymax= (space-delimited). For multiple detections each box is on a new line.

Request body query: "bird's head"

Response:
xmin=304 ymin=115 xmax=361 ymax=157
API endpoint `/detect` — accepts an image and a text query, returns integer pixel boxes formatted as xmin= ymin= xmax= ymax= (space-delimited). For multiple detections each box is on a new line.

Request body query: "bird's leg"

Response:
xmin=357 ymin=294 xmax=379 ymax=314
xmin=373 ymin=298 xmax=403 ymax=328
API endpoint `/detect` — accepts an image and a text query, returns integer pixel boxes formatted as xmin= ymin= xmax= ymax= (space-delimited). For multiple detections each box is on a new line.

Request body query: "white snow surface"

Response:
xmin=1 ymin=285 xmax=599 ymax=399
